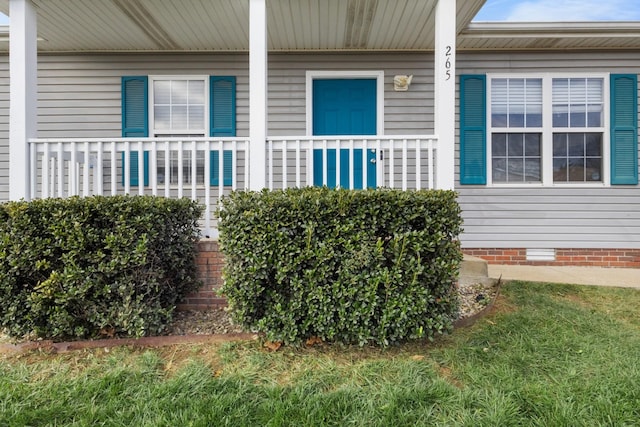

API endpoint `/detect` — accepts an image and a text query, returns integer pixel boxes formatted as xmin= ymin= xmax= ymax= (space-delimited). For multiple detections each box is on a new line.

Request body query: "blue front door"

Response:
xmin=312 ymin=79 xmax=377 ymax=188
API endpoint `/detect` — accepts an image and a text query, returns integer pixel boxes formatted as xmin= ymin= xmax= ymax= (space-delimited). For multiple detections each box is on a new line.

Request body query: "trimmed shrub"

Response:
xmin=219 ymin=187 xmax=463 ymax=346
xmin=0 ymin=195 xmax=203 ymax=340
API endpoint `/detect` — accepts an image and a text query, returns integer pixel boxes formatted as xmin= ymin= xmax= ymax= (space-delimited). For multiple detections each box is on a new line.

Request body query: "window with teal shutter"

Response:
xmin=121 ymin=76 xmax=149 ymax=186
xmin=210 ymin=76 xmax=236 ymax=186
xmin=610 ymin=74 xmax=638 ymax=185
xmin=460 ymin=75 xmax=487 ymax=185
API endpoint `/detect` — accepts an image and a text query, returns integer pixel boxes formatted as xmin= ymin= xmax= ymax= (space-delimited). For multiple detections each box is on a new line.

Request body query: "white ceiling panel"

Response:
xmin=0 ymin=0 xmax=485 ymax=52
xmin=1 ymin=1 xmax=638 ymax=53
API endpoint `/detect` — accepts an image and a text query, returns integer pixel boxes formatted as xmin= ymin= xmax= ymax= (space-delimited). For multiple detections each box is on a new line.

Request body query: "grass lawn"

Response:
xmin=1 ymin=282 xmax=639 ymax=426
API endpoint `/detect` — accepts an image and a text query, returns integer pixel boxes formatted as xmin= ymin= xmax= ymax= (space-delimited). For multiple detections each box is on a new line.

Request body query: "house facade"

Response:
xmin=1 ymin=0 xmax=639 ymax=268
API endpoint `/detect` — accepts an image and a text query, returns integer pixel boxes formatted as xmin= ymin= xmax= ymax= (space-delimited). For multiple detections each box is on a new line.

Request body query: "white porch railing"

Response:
xmin=29 ymin=137 xmax=249 ymax=236
xmin=28 ymin=135 xmax=438 ymax=235
xmin=266 ymin=136 xmax=437 ymax=190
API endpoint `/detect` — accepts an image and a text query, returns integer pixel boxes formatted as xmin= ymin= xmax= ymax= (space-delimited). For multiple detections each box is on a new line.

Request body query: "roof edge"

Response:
xmin=466 ymin=21 xmax=640 ymax=33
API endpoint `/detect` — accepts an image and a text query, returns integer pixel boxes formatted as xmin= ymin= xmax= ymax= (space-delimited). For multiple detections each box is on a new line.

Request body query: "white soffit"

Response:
xmin=0 ymin=0 xmax=487 ymax=52
xmin=9 ymin=1 xmax=640 ymax=52
xmin=459 ymin=21 xmax=640 ymax=50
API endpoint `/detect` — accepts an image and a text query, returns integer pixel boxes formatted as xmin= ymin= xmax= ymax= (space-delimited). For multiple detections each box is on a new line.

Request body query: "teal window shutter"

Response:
xmin=209 ymin=76 xmax=236 ymax=186
xmin=610 ymin=74 xmax=638 ymax=185
xmin=460 ymin=75 xmax=487 ymax=185
xmin=124 ymin=151 xmax=149 ymax=187
xmin=210 ymin=151 xmax=233 ymax=186
xmin=121 ymin=76 xmax=149 ymax=186
xmin=210 ymin=76 xmax=236 ymax=137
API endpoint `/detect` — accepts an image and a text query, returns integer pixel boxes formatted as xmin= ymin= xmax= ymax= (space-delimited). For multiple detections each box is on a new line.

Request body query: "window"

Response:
xmin=121 ymin=75 xmax=236 ymax=187
xmin=490 ymin=78 xmax=542 ymax=183
xmin=486 ymin=74 xmax=607 ymax=186
xmin=551 ymin=78 xmax=604 ymax=183
xmin=151 ymin=77 xmax=207 ymax=185
xmin=151 ymin=78 xmax=206 ymax=135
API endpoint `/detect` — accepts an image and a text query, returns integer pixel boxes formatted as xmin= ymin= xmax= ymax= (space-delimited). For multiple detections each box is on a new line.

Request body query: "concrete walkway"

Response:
xmin=488 ymin=264 xmax=640 ymax=289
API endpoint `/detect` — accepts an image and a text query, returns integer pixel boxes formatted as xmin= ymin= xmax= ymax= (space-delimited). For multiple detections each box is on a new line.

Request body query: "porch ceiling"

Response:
xmin=0 ymin=0 xmax=485 ymax=53
xmin=4 ymin=1 xmax=638 ymax=53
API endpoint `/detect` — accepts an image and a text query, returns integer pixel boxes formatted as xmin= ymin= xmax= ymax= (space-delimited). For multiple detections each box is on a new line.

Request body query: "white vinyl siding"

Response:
xmin=457 ymin=51 xmax=640 ymax=249
xmin=0 ymin=51 xmax=638 ymax=251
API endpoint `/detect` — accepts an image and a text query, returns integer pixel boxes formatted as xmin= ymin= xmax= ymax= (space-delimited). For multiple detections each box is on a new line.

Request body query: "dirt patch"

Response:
xmin=436 ymin=363 xmax=464 ymax=389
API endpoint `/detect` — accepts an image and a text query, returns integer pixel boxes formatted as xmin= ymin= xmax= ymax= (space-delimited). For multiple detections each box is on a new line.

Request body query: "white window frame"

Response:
xmin=487 ymin=73 xmax=610 ymax=187
xmin=149 ymin=75 xmax=210 ymax=137
xmin=148 ymin=75 xmax=210 ymax=186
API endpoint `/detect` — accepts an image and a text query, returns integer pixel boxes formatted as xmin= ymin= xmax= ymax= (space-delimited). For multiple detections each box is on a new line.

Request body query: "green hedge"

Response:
xmin=0 ymin=196 xmax=203 ymax=340
xmin=219 ymin=188 xmax=463 ymax=346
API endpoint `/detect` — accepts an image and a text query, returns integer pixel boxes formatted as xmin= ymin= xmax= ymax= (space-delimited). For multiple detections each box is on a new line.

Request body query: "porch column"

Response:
xmin=9 ymin=0 xmax=38 ymax=200
xmin=249 ymin=0 xmax=267 ymax=190
xmin=434 ymin=0 xmax=456 ymax=190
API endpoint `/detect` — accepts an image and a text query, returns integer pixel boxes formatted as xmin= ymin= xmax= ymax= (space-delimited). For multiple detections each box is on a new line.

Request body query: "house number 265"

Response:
xmin=444 ymin=46 xmax=452 ymax=80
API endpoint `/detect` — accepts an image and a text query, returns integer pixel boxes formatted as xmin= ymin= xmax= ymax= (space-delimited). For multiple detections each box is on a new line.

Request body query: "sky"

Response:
xmin=474 ymin=0 xmax=640 ymax=22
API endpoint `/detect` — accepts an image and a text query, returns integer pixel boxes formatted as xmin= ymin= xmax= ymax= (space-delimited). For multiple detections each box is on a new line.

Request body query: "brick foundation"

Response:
xmin=178 ymin=239 xmax=228 ymax=311
xmin=463 ymin=248 xmax=640 ymax=268
xmin=180 ymin=243 xmax=640 ymax=310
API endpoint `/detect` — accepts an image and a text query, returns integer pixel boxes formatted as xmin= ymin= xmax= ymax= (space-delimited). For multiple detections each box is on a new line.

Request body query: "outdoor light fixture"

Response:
xmin=393 ymin=74 xmax=413 ymax=91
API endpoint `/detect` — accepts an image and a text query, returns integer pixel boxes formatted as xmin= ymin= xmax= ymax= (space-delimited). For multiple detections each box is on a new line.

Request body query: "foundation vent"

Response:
xmin=526 ymin=248 xmax=556 ymax=261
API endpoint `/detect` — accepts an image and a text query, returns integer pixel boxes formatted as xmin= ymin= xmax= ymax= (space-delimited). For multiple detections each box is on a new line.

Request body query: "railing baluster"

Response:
xmin=83 ymin=141 xmax=90 ymax=196
xmin=376 ymin=139 xmax=382 ymax=188
xmin=362 ymin=139 xmax=367 ymax=190
xmin=402 ymin=138 xmax=408 ymax=191
xmin=306 ymin=140 xmax=313 ymax=187
xmin=335 ymin=139 xmax=341 ymax=188
xmin=281 ymin=140 xmax=287 ymax=189
xmin=217 ymin=143 xmax=224 ymax=203
xmin=123 ymin=141 xmax=130 ymax=195
xmin=42 ymin=142 xmax=50 ymax=198
xmin=204 ymin=139 xmax=211 ymax=234
xmin=428 ymin=138 xmax=434 ymax=189
xmin=322 ymin=139 xmax=328 ymax=187
xmin=177 ymin=141 xmax=184 ymax=199
xmin=70 ymin=143 xmax=77 ymax=196
xmin=57 ymin=142 xmax=64 ymax=197
xmin=244 ymin=140 xmax=250 ymax=191
xmin=295 ymin=140 xmax=301 ymax=188
xmin=150 ymin=141 xmax=158 ymax=196
xmin=164 ymin=141 xmax=170 ymax=198
xmin=191 ymin=140 xmax=197 ymax=201
xmin=29 ymin=142 xmax=36 ymax=199
xmin=231 ymin=139 xmax=238 ymax=192
xmin=389 ymin=141 xmax=395 ymax=189
xmin=348 ymin=139 xmax=354 ymax=189
xmin=109 ymin=142 xmax=116 ymax=195
xmin=267 ymin=139 xmax=273 ymax=190
xmin=416 ymin=138 xmax=421 ymax=190
xmin=96 ymin=141 xmax=103 ymax=195
xmin=137 ymin=141 xmax=144 ymax=196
